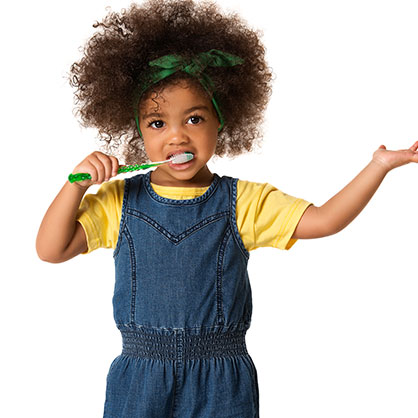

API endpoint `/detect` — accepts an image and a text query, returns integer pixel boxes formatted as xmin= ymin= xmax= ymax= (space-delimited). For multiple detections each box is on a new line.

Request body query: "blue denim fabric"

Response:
xmin=104 ymin=171 xmax=259 ymax=417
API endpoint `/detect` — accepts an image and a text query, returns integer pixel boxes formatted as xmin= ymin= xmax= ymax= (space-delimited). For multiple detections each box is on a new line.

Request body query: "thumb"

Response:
xmin=378 ymin=144 xmax=386 ymax=150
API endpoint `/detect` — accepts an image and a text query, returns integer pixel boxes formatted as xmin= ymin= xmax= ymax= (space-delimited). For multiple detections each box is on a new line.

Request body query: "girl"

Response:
xmin=36 ymin=0 xmax=418 ymax=416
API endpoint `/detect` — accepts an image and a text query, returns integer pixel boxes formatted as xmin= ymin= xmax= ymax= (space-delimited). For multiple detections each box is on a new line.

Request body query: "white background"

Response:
xmin=1 ymin=0 xmax=417 ymax=416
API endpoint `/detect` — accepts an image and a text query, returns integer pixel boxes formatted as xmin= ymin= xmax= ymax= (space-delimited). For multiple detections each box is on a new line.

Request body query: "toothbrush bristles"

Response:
xmin=171 ymin=152 xmax=194 ymax=164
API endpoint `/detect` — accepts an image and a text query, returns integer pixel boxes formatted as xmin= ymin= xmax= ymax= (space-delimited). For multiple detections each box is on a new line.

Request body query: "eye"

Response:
xmin=148 ymin=119 xmax=165 ymax=129
xmin=187 ymin=114 xmax=205 ymax=125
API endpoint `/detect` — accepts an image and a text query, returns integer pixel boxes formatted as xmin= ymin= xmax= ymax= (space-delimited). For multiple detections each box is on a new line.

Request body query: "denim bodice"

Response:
xmin=112 ymin=171 xmax=252 ymax=332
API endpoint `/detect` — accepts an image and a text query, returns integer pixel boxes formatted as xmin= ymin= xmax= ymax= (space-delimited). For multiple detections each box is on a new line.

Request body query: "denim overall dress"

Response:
xmin=103 ymin=171 xmax=259 ymax=418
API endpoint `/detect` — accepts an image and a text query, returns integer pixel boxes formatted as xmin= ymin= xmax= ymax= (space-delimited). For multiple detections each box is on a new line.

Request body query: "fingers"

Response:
xmin=89 ymin=154 xmax=107 ymax=184
xmin=409 ymin=140 xmax=418 ymax=152
xmin=94 ymin=153 xmax=116 ymax=183
xmin=73 ymin=152 xmax=120 ymax=186
xmin=110 ymin=155 xmax=119 ymax=177
xmin=410 ymin=141 xmax=418 ymax=163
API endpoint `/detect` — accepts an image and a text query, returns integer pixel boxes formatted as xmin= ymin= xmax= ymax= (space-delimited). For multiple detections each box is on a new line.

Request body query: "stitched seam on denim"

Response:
xmin=216 ymin=226 xmax=231 ymax=325
xmin=116 ymin=322 xmax=251 ymax=333
xmin=143 ymin=171 xmax=221 ymax=205
xmin=113 ymin=177 xmax=130 ymax=259
xmin=175 ymin=329 xmax=184 ymax=365
xmin=170 ymin=370 xmax=177 ymax=418
xmin=173 ymin=330 xmax=183 ymax=417
xmin=229 ymin=177 xmax=250 ymax=260
xmin=126 ymin=208 xmax=229 ymax=244
xmin=122 ymin=227 xmax=137 ymax=325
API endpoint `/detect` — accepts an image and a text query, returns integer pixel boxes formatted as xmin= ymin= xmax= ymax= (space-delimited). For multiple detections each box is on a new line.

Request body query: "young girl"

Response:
xmin=36 ymin=0 xmax=418 ymax=416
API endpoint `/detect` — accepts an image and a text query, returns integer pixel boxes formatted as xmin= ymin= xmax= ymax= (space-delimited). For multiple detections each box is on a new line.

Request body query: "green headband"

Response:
xmin=133 ymin=49 xmax=244 ymax=138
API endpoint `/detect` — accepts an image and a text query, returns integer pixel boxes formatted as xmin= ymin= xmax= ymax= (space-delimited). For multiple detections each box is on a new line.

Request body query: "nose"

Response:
xmin=166 ymin=124 xmax=190 ymax=145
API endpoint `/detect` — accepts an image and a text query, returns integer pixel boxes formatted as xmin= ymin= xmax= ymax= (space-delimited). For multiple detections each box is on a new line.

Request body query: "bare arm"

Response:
xmin=292 ymin=142 xmax=418 ymax=239
xmin=36 ymin=152 xmax=119 ymax=263
xmin=36 ymin=181 xmax=89 ymax=262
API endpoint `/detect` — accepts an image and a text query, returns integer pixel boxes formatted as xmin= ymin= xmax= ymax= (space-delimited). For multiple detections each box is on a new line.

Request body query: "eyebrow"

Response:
xmin=142 ymin=105 xmax=211 ymax=120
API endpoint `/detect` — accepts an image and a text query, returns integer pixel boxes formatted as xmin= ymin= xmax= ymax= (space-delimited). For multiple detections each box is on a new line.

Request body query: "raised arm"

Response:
xmin=36 ymin=152 xmax=119 ymax=263
xmin=292 ymin=141 xmax=418 ymax=240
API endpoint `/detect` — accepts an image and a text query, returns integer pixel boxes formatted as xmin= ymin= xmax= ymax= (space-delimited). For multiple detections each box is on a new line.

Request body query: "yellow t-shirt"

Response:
xmin=76 ymin=178 xmax=312 ymax=253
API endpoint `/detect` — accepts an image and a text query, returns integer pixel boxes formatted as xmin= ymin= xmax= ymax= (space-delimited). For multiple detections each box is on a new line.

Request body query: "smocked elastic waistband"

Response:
xmin=121 ymin=328 xmax=248 ymax=361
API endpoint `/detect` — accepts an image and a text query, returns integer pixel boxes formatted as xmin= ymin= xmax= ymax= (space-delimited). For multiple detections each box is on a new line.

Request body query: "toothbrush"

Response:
xmin=68 ymin=152 xmax=194 ymax=183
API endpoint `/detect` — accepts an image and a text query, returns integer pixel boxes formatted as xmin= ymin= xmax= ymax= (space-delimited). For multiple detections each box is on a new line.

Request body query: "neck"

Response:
xmin=150 ymin=166 xmax=214 ymax=187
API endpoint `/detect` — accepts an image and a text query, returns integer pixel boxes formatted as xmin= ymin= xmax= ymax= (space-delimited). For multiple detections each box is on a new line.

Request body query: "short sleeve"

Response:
xmin=236 ymin=180 xmax=312 ymax=251
xmin=76 ymin=180 xmax=125 ymax=253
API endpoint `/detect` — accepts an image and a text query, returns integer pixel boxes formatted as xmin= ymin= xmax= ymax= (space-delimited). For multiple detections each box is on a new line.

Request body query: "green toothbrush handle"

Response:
xmin=68 ymin=162 xmax=160 ymax=183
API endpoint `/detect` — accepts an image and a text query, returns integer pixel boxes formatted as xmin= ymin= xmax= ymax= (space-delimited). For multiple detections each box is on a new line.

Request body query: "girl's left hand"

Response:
xmin=372 ymin=140 xmax=418 ymax=171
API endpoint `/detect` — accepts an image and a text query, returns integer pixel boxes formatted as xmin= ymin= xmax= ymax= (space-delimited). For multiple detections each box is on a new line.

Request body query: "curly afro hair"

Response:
xmin=69 ymin=0 xmax=273 ymax=164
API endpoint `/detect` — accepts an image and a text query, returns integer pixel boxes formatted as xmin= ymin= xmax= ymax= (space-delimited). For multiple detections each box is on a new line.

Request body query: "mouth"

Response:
xmin=166 ymin=151 xmax=195 ymax=171
xmin=166 ymin=151 xmax=195 ymax=160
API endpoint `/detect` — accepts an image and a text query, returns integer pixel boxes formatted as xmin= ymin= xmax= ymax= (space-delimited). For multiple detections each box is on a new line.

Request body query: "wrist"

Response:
xmin=370 ymin=157 xmax=391 ymax=174
xmin=66 ymin=179 xmax=90 ymax=194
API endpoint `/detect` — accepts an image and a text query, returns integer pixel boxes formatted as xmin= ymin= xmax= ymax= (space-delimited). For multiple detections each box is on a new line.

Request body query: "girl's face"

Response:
xmin=138 ymin=81 xmax=220 ymax=187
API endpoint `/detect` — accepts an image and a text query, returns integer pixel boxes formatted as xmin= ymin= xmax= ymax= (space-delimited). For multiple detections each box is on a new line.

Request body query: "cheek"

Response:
xmin=142 ymin=139 xmax=157 ymax=158
xmin=211 ymin=137 xmax=218 ymax=152
xmin=203 ymin=137 xmax=218 ymax=157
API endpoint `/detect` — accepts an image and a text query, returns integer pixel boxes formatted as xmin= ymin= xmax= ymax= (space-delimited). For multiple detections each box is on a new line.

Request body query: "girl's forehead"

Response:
xmin=140 ymin=82 xmax=213 ymax=114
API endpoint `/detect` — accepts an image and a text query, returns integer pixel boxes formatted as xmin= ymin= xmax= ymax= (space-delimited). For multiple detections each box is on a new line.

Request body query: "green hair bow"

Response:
xmin=133 ymin=49 xmax=244 ymax=138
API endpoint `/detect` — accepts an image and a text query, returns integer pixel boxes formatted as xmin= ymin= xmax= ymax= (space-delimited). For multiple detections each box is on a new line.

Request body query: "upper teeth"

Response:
xmin=169 ymin=152 xmax=192 ymax=159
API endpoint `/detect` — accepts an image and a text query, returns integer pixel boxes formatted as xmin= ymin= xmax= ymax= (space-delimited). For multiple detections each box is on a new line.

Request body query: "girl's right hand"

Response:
xmin=71 ymin=151 xmax=120 ymax=189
